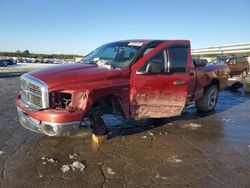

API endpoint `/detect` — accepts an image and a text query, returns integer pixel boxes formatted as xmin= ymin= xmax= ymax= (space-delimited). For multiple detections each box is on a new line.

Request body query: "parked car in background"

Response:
xmin=227 ymin=56 xmax=249 ymax=78
xmin=0 ymin=58 xmax=17 ymax=66
xmin=0 ymin=59 xmax=8 ymax=66
xmin=211 ymin=56 xmax=249 ymax=78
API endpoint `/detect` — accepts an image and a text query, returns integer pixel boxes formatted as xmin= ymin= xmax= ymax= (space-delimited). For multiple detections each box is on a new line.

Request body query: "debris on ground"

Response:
xmin=165 ymin=132 xmax=168 ymax=135
xmin=69 ymin=153 xmax=79 ymax=159
xmin=167 ymin=155 xmax=183 ymax=164
xmin=167 ymin=123 xmax=173 ymax=126
xmin=96 ymin=60 xmax=113 ymax=70
xmin=0 ymin=150 xmax=4 ymax=155
xmin=41 ymin=155 xmax=57 ymax=164
xmin=107 ymin=167 xmax=115 ymax=175
xmin=61 ymin=161 xmax=86 ymax=173
xmin=181 ymin=123 xmax=202 ymax=130
xmin=141 ymin=136 xmax=147 ymax=139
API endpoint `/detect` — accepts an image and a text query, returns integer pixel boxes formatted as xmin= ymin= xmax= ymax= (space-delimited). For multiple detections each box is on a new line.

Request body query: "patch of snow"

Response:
xmin=107 ymin=167 xmax=115 ymax=175
xmin=61 ymin=165 xmax=70 ymax=173
xmin=181 ymin=123 xmax=202 ymax=130
xmin=228 ymin=77 xmax=239 ymax=81
xmin=61 ymin=161 xmax=86 ymax=173
xmin=156 ymin=173 xmax=167 ymax=180
xmin=167 ymin=155 xmax=183 ymax=164
xmin=0 ymin=150 xmax=4 ymax=155
xmin=102 ymin=114 xmax=124 ymax=127
xmin=69 ymin=154 xmax=78 ymax=159
xmin=148 ymin=132 xmax=154 ymax=136
xmin=47 ymin=158 xmax=55 ymax=164
xmin=16 ymin=63 xmax=55 ymax=69
xmin=71 ymin=161 xmax=86 ymax=171
xmin=222 ymin=118 xmax=231 ymax=122
xmin=41 ymin=155 xmax=57 ymax=164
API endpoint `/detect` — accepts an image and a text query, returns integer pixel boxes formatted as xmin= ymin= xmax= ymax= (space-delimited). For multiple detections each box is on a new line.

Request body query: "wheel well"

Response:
xmin=88 ymin=95 xmax=125 ymax=116
xmin=208 ymin=79 xmax=220 ymax=90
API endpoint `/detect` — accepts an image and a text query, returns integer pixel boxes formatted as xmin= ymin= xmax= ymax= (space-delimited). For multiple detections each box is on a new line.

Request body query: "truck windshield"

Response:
xmin=83 ymin=42 xmax=143 ymax=68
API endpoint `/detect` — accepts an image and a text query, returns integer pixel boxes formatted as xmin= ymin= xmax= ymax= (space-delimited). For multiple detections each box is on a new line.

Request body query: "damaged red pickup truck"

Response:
xmin=17 ymin=40 xmax=229 ymax=136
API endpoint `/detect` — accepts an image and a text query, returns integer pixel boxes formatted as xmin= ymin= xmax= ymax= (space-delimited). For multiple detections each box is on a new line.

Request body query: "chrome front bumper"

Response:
xmin=17 ymin=107 xmax=81 ymax=136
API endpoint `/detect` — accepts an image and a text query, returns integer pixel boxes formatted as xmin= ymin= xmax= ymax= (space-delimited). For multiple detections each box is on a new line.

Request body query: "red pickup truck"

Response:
xmin=16 ymin=40 xmax=229 ymax=136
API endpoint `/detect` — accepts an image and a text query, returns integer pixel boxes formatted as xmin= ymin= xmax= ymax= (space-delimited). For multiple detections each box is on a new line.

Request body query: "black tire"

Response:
xmin=240 ymin=70 xmax=248 ymax=79
xmin=196 ymin=85 xmax=218 ymax=112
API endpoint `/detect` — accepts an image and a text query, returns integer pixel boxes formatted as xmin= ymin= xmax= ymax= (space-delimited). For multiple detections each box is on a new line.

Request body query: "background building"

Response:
xmin=192 ymin=42 xmax=250 ymax=62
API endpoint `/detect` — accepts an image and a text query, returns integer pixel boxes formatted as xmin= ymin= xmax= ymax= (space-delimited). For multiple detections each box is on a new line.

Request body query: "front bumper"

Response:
xmin=17 ymin=107 xmax=81 ymax=136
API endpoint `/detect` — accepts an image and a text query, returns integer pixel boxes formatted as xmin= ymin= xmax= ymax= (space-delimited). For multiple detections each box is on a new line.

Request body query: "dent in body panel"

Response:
xmin=130 ymin=89 xmax=187 ymax=119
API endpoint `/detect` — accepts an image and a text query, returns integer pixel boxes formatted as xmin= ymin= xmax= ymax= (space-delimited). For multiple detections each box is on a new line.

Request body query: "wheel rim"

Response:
xmin=208 ymin=88 xmax=218 ymax=109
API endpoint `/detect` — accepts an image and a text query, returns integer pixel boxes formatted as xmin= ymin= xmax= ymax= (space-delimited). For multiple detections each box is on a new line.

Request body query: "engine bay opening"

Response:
xmin=50 ymin=92 xmax=72 ymax=109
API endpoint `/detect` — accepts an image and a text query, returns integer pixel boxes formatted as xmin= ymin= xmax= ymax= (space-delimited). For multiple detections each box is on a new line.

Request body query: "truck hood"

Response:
xmin=28 ymin=63 xmax=122 ymax=89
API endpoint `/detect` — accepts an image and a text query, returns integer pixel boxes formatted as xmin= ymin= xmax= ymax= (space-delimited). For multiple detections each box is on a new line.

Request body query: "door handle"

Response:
xmin=173 ymin=80 xmax=187 ymax=85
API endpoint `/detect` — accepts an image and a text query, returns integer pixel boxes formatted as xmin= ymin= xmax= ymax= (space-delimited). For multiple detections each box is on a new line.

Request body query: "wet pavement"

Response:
xmin=0 ymin=75 xmax=250 ymax=187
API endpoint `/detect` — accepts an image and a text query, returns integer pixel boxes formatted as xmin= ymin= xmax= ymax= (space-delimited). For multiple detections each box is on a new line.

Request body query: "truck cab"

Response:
xmin=16 ymin=40 xmax=229 ymax=136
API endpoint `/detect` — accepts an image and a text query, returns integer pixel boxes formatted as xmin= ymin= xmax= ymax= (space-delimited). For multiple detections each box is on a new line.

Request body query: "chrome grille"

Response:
xmin=20 ymin=74 xmax=49 ymax=110
xmin=27 ymin=83 xmax=42 ymax=95
xmin=27 ymin=92 xmax=43 ymax=107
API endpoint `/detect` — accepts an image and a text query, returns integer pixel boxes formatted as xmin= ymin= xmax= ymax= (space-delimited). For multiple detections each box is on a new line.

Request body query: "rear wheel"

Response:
xmin=241 ymin=70 xmax=248 ymax=78
xmin=196 ymin=85 xmax=218 ymax=112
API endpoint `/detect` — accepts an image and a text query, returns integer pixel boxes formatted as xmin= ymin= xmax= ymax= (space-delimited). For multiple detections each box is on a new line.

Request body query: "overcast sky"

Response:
xmin=0 ymin=0 xmax=249 ymax=55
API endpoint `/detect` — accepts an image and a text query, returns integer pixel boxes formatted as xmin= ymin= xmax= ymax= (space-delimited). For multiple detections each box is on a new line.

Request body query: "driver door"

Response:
xmin=130 ymin=41 xmax=192 ymax=119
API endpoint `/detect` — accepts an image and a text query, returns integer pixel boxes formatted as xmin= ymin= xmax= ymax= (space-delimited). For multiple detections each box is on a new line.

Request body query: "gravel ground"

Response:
xmin=0 ymin=70 xmax=250 ymax=187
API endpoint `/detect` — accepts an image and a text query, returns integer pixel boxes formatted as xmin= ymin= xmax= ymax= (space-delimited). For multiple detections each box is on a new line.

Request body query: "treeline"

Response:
xmin=0 ymin=50 xmax=83 ymax=59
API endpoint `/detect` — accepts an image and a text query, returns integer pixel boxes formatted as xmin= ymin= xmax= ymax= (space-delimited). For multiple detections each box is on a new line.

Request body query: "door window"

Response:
xmin=138 ymin=45 xmax=188 ymax=74
xmin=139 ymin=50 xmax=167 ymax=74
